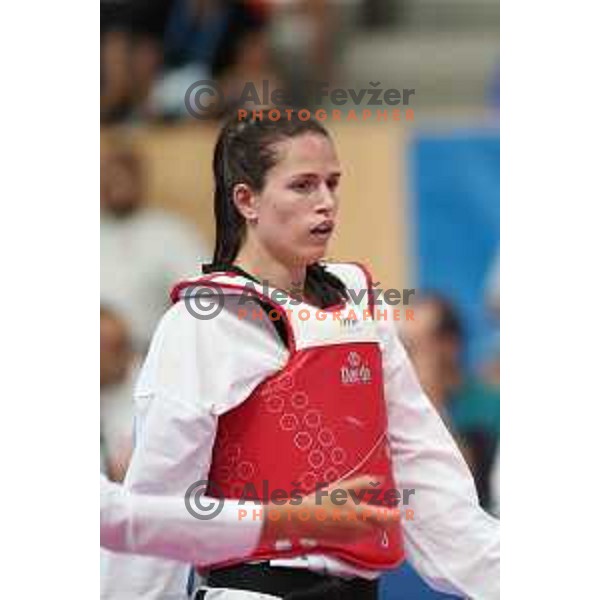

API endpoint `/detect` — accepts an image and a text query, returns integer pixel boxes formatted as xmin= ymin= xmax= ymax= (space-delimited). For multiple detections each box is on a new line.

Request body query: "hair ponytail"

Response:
xmin=211 ymin=131 xmax=245 ymax=264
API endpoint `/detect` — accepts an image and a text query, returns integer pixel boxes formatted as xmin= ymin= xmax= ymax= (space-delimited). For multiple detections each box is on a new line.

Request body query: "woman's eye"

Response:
xmin=292 ymin=180 xmax=313 ymax=192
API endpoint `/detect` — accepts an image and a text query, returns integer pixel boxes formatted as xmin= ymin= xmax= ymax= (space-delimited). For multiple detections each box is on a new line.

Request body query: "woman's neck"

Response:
xmin=235 ymin=243 xmax=306 ymax=294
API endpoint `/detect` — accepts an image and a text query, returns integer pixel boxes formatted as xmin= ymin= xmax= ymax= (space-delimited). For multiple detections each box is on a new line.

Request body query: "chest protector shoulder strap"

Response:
xmin=171 ymin=263 xmax=405 ymax=571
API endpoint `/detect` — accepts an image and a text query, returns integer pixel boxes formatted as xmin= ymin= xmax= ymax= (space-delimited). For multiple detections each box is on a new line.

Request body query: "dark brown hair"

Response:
xmin=206 ymin=111 xmax=347 ymax=308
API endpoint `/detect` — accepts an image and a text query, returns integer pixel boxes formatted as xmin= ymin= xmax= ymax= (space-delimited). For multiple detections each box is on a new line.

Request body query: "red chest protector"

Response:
xmin=171 ymin=263 xmax=405 ymax=571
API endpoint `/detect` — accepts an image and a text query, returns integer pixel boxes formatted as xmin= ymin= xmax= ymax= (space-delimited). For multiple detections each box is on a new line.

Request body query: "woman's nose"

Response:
xmin=316 ymin=184 xmax=337 ymax=214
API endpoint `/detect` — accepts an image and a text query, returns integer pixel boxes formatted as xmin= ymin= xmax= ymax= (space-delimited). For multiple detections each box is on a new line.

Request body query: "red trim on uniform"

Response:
xmin=169 ymin=271 xmax=242 ymax=304
xmin=318 ymin=300 xmax=347 ymax=312
xmin=172 ymin=266 xmax=356 ymax=312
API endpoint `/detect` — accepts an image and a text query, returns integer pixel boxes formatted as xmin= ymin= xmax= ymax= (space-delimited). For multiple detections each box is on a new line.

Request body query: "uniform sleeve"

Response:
xmin=378 ymin=317 xmax=500 ymax=599
xmin=100 ymin=301 xmax=281 ymax=599
xmin=100 ymin=473 xmax=262 ymax=564
xmin=101 ymin=473 xmax=132 ymax=553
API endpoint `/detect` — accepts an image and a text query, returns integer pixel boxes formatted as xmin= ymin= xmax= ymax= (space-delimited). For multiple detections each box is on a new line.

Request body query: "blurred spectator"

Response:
xmin=101 ymin=0 xmax=175 ymax=122
xmin=485 ymin=251 xmax=500 ymax=317
xmin=100 ymin=305 xmax=138 ymax=482
xmin=152 ymin=0 xmax=280 ymax=119
xmin=400 ymin=293 xmax=500 ymax=511
xmin=482 ymin=250 xmax=500 ymax=515
xmin=103 ymin=0 xmax=343 ymax=121
xmin=489 ymin=444 xmax=499 ymax=517
xmin=449 ymin=365 xmax=500 ymax=510
xmin=100 ymin=142 xmax=207 ymax=351
xmin=101 ymin=1 xmax=132 ymax=121
xmin=399 ymin=293 xmax=464 ymax=420
xmin=217 ymin=26 xmax=286 ymax=115
xmin=164 ymin=1 xmax=266 ymax=77
xmin=266 ymin=0 xmax=337 ymax=85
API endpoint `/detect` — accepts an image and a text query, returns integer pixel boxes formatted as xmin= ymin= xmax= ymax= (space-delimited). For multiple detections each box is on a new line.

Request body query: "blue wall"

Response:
xmin=408 ymin=128 xmax=500 ymax=367
xmin=380 ymin=562 xmax=460 ymax=600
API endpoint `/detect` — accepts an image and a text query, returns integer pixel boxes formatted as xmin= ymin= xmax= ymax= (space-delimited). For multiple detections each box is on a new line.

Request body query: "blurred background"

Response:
xmin=100 ymin=1 xmax=499 ymax=597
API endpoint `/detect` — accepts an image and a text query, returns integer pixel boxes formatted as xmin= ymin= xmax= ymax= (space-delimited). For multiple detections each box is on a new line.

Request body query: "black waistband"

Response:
xmin=198 ymin=562 xmax=379 ymax=600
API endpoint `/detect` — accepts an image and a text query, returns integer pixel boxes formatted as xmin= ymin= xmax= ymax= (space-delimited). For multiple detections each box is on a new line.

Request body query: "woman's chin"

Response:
xmin=302 ymin=248 xmax=328 ymax=265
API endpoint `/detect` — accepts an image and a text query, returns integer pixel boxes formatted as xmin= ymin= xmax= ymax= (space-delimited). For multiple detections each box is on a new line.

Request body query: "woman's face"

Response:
xmin=248 ymin=133 xmax=342 ymax=267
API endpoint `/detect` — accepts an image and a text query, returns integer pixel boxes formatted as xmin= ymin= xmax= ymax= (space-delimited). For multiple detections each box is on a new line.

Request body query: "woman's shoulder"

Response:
xmin=321 ymin=262 xmax=375 ymax=294
xmin=155 ymin=293 xmax=286 ymax=357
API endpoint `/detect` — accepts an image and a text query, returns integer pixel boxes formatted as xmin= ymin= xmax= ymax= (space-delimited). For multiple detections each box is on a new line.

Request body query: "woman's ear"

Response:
xmin=232 ymin=183 xmax=259 ymax=224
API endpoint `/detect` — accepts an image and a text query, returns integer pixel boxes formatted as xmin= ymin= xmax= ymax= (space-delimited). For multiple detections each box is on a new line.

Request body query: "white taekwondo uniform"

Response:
xmin=100 ymin=264 xmax=499 ymax=600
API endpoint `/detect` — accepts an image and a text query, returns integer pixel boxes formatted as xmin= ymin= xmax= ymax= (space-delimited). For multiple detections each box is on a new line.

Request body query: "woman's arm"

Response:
xmin=100 ymin=301 xmax=284 ymax=599
xmin=100 ymin=473 xmax=262 ymax=563
xmin=378 ymin=317 xmax=500 ymax=599
xmin=101 ymin=473 xmax=396 ymax=563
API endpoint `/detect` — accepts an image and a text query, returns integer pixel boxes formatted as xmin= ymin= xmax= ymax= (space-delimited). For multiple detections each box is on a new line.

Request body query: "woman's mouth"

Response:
xmin=309 ymin=221 xmax=335 ymax=240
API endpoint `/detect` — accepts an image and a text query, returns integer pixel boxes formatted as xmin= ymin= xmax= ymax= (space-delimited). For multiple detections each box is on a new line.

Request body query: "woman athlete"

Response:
xmin=101 ymin=113 xmax=499 ymax=600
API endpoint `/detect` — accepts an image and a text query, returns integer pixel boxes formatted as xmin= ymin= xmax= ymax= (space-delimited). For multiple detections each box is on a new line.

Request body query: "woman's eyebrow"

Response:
xmin=289 ymin=170 xmax=342 ymax=179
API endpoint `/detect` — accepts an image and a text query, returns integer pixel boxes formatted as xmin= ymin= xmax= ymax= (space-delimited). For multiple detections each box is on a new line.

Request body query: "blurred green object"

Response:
xmin=451 ymin=378 xmax=500 ymax=437
xmin=450 ymin=378 xmax=500 ymax=509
